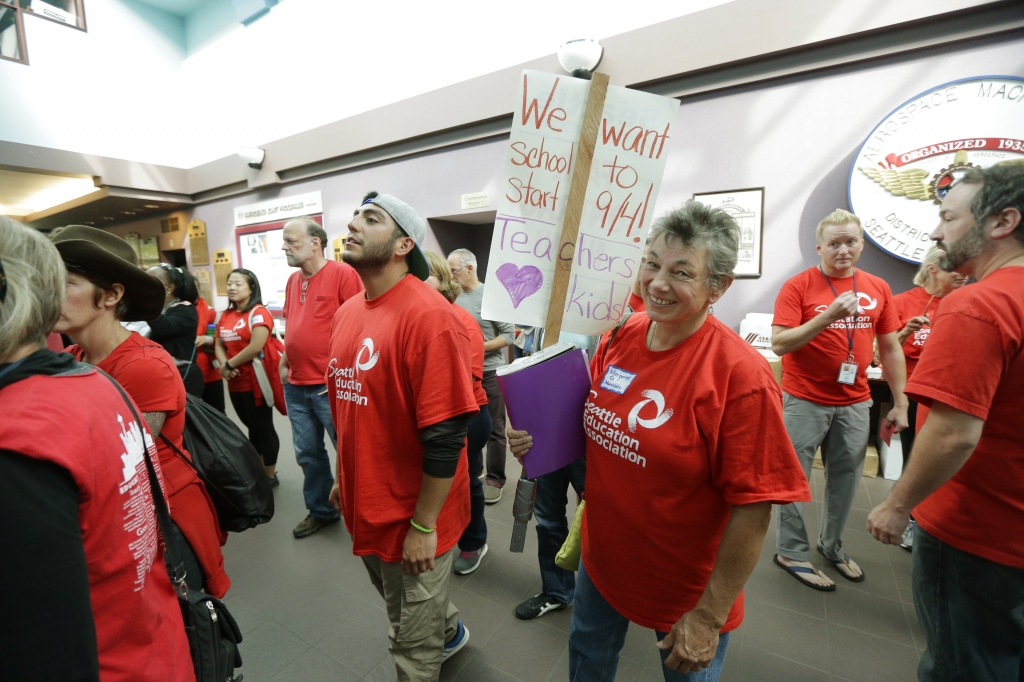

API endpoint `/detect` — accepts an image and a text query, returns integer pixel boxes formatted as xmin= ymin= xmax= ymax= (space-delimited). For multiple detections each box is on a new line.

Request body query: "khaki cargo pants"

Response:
xmin=362 ymin=549 xmax=460 ymax=682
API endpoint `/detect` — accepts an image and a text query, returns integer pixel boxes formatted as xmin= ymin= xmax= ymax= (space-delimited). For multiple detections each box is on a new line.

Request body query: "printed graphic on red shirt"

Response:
xmin=581 ymin=315 xmax=809 ymax=633
xmin=773 ymin=267 xmax=899 ymax=406
xmin=907 ymin=267 xmax=1024 ymax=569
xmin=327 ymin=276 xmax=477 ymax=562
xmin=115 ymin=412 xmax=161 ymax=591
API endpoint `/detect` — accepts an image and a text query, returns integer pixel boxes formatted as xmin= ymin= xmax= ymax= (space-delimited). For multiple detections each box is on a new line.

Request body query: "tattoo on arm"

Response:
xmin=142 ymin=412 xmax=167 ymax=438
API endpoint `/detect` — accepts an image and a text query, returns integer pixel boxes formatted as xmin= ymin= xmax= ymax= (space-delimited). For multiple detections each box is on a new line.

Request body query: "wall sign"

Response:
xmin=848 ymin=76 xmax=1024 ymax=264
xmin=461 ymin=192 xmax=491 ymax=209
xmin=234 ymin=191 xmax=323 ymax=227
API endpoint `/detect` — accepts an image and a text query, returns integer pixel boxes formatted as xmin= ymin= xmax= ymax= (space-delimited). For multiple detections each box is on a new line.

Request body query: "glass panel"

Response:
xmin=0 ymin=4 xmax=25 ymax=62
xmin=27 ymin=0 xmax=82 ymax=29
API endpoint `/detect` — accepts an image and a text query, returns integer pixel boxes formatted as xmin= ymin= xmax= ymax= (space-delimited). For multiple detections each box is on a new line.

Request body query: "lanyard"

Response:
xmin=819 ymin=266 xmax=858 ymax=359
xmin=922 ymin=294 xmax=937 ymax=321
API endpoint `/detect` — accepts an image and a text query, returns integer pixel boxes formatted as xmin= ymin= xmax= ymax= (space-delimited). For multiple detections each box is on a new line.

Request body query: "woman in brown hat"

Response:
xmin=50 ymin=224 xmax=231 ymax=599
xmin=0 ymin=217 xmax=193 ymax=682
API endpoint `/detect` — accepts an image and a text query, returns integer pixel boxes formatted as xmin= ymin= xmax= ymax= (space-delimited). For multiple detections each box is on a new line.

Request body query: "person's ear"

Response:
xmin=105 ymin=284 xmax=126 ymax=310
xmin=393 ymin=236 xmax=415 ymax=258
xmin=989 ymin=207 xmax=1022 ymax=240
xmin=708 ymin=277 xmax=733 ymax=304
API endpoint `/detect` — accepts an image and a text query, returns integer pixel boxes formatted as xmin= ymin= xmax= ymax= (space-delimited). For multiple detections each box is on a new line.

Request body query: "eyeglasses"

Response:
xmin=451 ymin=265 xmax=467 ymax=276
xmin=0 ymin=257 xmax=6 ymax=304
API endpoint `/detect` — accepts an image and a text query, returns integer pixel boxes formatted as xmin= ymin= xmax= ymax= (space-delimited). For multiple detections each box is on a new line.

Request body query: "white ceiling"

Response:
xmin=131 ymin=0 xmax=208 ymax=17
xmin=1 ymin=0 xmax=733 ymax=169
xmin=0 ymin=169 xmax=101 ymax=217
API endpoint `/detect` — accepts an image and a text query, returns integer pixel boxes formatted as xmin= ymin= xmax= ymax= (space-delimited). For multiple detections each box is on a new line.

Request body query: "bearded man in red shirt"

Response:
xmin=327 ymin=194 xmax=477 ymax=681
xmin=771 ymin=209 xmax=909 ymax=589
xmin=868 ymin=163 xmax=1024 ymax=682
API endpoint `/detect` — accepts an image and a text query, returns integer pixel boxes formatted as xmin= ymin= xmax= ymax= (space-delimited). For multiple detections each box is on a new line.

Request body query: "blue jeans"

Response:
xmin=569 ymin=559 xmax=731 ymax=682
xmin=284 ymin=383 xmax=339 ymax=521
xmin=458 ymin=407 xmax=491 ymax=552
xmin=912 ymin=526 xmax=1024 ymax=682
xmin=535 ymin=456 xmax=586 ymax=604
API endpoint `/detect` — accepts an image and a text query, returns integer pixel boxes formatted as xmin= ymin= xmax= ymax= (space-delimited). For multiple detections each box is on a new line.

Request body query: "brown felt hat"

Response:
xmin=50 ymin=225 xmax=166 ymax=321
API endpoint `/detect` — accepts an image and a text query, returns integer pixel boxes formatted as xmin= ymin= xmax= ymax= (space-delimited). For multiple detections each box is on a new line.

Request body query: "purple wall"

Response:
xmin=109 ymin=31 xmax=1024 ymax=329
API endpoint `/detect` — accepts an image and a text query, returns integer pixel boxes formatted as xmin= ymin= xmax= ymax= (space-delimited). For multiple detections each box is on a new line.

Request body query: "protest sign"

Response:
xmin=482 ymin=70 xmax=679 ymax=338
xmin=481 ymin=71 xmax=590 ymax=326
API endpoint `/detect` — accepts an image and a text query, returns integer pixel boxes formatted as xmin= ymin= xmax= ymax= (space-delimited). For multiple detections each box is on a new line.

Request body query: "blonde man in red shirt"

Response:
xmin=327 ymin=194 xmax=477 ymax=681
xmin=771 ymin=209 xmax=909 ymax=589
xmin=868 ymin=164 xmax=1024 ymax=682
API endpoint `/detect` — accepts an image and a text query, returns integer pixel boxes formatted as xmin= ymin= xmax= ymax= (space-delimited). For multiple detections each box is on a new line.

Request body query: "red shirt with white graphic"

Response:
xmin=892 ymin=285 xmax=943 ymax=380
xmin=582 ymin=314 xmax=810 ymax=633
xmin=906 ymin=267 xmax=1024 ymax=569
xmin=773 ymin=267 xmax=900 ymax=406
xmin=0 ymin=368 xmax=194 ymax=682
xmin=326 ymin=275 xmax=478 ymax=562
xmin=218 ymin=304 xmax=273 ymax=393
xmin=453 ymin=303 xmax=488 ymax=407
xmin=70 ymin=332 xmax=230 ymax=597
xmin=283 ymin=261 xmax=363 ymax=385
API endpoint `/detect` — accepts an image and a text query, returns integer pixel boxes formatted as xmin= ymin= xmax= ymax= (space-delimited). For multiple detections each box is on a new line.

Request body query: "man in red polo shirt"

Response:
xmin=279 ymin=217 xmax=362 ymax=539
xmin=771 ymin=209 xmax=908 ymax=589
xmin=868 ymin=164 xmax=1024 ymax=682
xmin=327 ymin=194 xmax=477 ymax=681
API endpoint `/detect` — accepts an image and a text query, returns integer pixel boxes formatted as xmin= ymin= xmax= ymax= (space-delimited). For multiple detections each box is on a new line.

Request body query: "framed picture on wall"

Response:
xmin=692 ymin=187 xmax=765 ymax=278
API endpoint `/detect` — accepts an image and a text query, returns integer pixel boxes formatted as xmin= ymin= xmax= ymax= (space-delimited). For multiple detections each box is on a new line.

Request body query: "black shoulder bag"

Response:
xmin=102 ymin=373 xmax=244 ymax=682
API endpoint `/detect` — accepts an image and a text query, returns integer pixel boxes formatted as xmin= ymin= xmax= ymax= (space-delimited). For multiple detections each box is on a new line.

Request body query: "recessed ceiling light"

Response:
xmin=123 ymin=211 xmax=136 ymax=215
xmin=102 ymin=216 xmax=114 ymax=220
xmin=143 ymin=204 xmax=160 ymax=209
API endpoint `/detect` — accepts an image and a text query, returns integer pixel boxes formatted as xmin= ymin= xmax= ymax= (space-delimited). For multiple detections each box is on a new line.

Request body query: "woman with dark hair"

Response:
xmin=0 ymin=218 xmax=193 ymax=682
xmin=147 ymin=263 xmax=203 ymax=396
xmin=216 ymin=268 xmax=280 ymax=483
xmin=193 ymin=284 xmax=226 ymax=412
xmin=47 ymin=226 xmax=230 ymax=601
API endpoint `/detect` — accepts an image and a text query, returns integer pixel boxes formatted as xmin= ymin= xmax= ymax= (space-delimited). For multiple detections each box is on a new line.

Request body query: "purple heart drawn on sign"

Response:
xmin=496 ymin=263 xmax=544 ymax=309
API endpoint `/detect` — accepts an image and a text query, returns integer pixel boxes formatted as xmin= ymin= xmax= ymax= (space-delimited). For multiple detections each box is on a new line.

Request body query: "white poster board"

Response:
xmin=238 ymin=229 xmax=288 ymax=309
xmin=481 ymin=70 xmax=679 ymax=336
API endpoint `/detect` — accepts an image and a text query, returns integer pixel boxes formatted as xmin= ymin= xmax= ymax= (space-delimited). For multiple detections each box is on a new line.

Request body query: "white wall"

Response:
xmin=107 ymin=31 xmax=1024 ymax=329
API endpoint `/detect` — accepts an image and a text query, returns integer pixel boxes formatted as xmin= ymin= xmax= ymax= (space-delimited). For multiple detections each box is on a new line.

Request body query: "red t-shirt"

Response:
xmin=892 ymin=286 xmax=944 ymax=380
xmin=773 ymin=267 xmax=900 ymax=406
xmin=906 ymin=267 xmax=1024 ymax=569
xmin=0 ymin=369 xmax=194 ymax=682
xmin=327 ymin=275 xmax=478 ymax=562
xmin=628 ymin=291 xmax=646 ymax=312
xmin=70 ymin=333 xmax=230 ymax=596
xmin=218 ymin=304 xmax=273 ymax=394
xmin=453 ymin=303 xmax=488 ymax=407
xmin=194 ymin=298 xmax=222 ymax=384
xmin=283 ymin=261 xmax=363 ymax=385
xmin=582 ymin=314 xmax=811 ymax=632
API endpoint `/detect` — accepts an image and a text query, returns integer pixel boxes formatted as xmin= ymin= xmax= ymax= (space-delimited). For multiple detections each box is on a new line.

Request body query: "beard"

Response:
xmin=938 ymin=221 xmax=987 ymax=272
xmin=342 ymin=236 xmax=393 ymax=276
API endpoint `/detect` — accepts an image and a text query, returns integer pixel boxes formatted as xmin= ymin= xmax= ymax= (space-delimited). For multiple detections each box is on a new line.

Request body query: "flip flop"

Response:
xmin=820 ymin=551 xmax=865 ymax=582
xmin=773 ymin=554 xmax=836 ymax=592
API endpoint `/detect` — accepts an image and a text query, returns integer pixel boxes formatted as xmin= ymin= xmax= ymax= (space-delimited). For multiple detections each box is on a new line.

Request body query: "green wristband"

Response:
xmin=410 ymin=519 xmax=435 ymax=534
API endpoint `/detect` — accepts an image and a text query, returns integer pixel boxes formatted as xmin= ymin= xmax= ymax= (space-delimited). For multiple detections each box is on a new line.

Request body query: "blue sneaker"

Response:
xmin=442 ymin=620 xmax=469 ymax=662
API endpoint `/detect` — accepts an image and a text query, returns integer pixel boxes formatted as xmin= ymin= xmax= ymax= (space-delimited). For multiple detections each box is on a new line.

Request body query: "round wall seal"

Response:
xmin=848 ymin=76 xmax=1024 ymax=264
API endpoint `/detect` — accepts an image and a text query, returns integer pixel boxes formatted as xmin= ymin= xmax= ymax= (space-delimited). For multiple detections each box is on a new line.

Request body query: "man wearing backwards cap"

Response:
xmin=327 ymin=194 xmax=478 ymax=680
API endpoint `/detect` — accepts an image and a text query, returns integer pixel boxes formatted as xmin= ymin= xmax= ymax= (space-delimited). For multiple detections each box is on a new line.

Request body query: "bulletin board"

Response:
xmin=235 ymin=215 xmax=324 ymax=312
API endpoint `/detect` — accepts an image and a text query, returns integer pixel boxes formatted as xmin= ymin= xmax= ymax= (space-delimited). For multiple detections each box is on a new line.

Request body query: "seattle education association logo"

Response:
xmin=848 ymin=76 xmax=1024 ymax=264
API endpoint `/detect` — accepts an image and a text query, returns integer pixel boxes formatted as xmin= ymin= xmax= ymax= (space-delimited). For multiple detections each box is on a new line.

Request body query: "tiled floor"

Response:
xmin=221 ymin=410 xmax=923 ymax=682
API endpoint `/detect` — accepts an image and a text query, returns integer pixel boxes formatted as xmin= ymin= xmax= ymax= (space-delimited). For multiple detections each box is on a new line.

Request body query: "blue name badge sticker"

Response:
xmin=600 ymin=365 xmax=637 ymax=395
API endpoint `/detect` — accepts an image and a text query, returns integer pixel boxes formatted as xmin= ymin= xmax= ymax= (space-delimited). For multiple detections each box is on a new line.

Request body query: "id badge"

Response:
xmin=838 ymin=362 xmax=858 ymax=385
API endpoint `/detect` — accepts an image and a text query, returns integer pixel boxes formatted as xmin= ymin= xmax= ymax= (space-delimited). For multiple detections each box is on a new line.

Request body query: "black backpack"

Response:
xmin=162 ymin=393 xmax=274 ymax=533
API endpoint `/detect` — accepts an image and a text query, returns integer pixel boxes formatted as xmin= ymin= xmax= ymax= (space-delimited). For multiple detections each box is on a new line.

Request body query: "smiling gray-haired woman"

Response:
xmin=509 ymin=201 xmax=810 ymax=681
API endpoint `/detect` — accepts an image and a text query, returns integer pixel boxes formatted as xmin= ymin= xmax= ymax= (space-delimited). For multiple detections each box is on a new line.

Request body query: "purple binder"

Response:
xmin=496 ymin=346 xmax=592 ymax=479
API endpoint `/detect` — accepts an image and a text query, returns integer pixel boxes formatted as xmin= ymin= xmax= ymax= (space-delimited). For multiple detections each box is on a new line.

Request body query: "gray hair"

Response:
xmin=288 ymin=217 xmax=328 ymax=251
xmin=647 ymin=200 xmax=740 ymax=294
xmin=448 ymin=248 xmax=477 ymax=268
xmin=0 ymin=217 xmax=66 ymax=362
xmin=957 ymin=163 xmax=1024 ymax=246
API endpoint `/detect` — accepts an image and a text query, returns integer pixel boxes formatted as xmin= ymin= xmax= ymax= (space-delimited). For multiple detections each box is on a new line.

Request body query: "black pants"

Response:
xmin=230 ymin=390 xmax=280 ymax=466
xmin=482 ymin=370 xmax=507 ymax=488
xmin=458 ymin=407 xmax=492 ymax=552
xmin=202 ymin=379 xmax=225 ymax=413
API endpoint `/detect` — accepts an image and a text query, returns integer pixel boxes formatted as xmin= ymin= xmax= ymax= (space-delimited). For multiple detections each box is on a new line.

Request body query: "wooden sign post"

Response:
xmin=542 ymin=72 xmax=608 ymax=348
